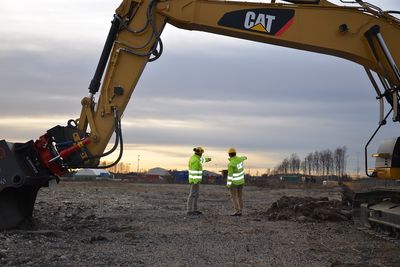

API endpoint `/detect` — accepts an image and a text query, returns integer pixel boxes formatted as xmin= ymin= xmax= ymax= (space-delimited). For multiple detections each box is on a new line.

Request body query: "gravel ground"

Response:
xmin=0 ymin=181 xmax=399 ymax=266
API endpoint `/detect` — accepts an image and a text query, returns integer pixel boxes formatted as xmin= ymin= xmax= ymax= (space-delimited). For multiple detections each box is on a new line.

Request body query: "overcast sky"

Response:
xmin=0 ymin=0 xmax=399 ymax=174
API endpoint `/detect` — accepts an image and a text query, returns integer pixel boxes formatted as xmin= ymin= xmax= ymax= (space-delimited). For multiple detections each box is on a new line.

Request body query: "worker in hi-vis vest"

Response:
xmin=226 ymin=147 xmax=247 ymax=216
xmin=187 ymin=147 xmax=211 ymax=215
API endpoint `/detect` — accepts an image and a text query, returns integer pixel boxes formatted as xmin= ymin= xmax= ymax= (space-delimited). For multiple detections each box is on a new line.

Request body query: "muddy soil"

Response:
xmin=266 ymin=196 xmax=352 ymax=222
xmin=0 ymin=182 xmax=399 ymax=266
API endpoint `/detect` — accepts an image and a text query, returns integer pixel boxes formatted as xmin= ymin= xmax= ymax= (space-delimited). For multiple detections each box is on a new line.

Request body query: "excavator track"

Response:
xmin=357 ymin=226 xmax=400 ymax=243
xmin=342 ymin=183 xmax=400 ymax=241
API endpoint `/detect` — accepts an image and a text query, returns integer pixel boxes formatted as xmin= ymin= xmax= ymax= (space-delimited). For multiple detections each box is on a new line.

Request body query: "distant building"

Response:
xmin=171 ymin=170 xmax=188 ymax=184
xmin=203 ymin=170 xmax=222 ymax=184
xmin=73 ymin=168 xmax=112 ymax=181
xmin=145 ymin=167 xmax=173 ymax=183
xmin=171 ymin=169 xmax=222 ymax=184
xmin=147 ymin=167 xmax=171 ymax=176
xmin=280 ymin=175 xmax=302 ymax=183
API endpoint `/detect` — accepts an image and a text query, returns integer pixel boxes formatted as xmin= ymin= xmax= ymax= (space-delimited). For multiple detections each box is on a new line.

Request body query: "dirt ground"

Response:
xmin=1 ymin=182 xmax=399 ymax=267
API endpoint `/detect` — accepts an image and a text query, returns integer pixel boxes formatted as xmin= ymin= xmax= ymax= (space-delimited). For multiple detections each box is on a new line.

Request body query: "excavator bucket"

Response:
xmin=0 ymin=140 xmax=55 ymax=229
xmin=0 ymin=186 xmax=39 ymax=229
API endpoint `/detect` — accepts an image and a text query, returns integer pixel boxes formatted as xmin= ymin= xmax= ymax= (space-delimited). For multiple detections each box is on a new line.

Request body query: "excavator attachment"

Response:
xmin=0 ymin=124 xmax=92 ymax=229
xmin=0 ymin=140 xmax=56 ymax=229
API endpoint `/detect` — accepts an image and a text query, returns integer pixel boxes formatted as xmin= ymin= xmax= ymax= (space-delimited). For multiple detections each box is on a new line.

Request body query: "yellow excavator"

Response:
xmin=0 ymin=0 xmax=399 ymax=231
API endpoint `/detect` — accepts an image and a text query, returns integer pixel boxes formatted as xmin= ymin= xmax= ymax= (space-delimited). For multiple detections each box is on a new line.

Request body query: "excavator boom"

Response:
xmin=0 ymin=0 xmax=399 ymax=229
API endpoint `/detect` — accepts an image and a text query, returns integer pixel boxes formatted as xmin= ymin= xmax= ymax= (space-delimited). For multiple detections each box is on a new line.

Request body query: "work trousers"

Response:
xmin=229 ymin=184 xmax=243 ymax=213
xmin=187 ymin=183 xmax=200 ymax=212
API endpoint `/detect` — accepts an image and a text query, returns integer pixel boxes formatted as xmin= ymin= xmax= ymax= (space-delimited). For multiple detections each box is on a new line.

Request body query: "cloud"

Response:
xmin=0 ymin=0 xmax=398 ymax=173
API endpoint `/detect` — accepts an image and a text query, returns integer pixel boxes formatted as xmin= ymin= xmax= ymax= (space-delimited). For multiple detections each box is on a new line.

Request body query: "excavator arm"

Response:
xmin=0 ymin=0 xmax=399 ymax=229
xmin=85 ymin=0 xmax=400 ymax=156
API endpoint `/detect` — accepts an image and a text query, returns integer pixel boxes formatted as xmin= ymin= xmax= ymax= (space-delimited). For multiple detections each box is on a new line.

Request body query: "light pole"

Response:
xmin=356 ymin=152 xmax=360 ymax=178
xmin=137 ymin=154 xmax=140 ymax=175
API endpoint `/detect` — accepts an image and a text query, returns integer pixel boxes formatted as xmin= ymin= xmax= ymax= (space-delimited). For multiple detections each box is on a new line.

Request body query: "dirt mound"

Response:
xmin=266 ymin=196 xmax=352 ymax=222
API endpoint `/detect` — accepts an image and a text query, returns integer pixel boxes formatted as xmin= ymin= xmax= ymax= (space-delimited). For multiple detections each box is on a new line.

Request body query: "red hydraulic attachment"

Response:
xmin=34 ymin=135 xmax=90 ymax=176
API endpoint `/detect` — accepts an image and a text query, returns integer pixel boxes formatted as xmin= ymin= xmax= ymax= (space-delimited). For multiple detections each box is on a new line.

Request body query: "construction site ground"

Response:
xmin=1 ymin=181 xmax=399 ymax=266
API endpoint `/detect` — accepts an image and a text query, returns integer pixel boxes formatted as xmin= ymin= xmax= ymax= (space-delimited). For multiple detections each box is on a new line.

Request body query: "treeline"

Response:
xmin=101 ymin=161 xmax=139 ymax=174
xmin=274 ymin=146 xmax=347 ymax=177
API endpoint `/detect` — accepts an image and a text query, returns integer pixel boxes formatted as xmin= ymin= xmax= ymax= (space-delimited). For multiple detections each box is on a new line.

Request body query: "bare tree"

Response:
xmin=305 ymin=153 xmax=313 ymax=176
xmin=312 ymin=151 xmax=321 ymax=176
xmin=340 ymin=146 xmax=347 ymax=176
xmin=320 ymin=149 xmax=333 ymax=177
xmin=289 ymin=153 xmax=300 ymax=174
xmin=334 ymin=148 xmax=340 ymax=176
xmin=334 ymin=146 xmax=347 ymax=177
xmin=275 ymin=146 xmax=347 ymax=177
xmin=301 ymin=160 xmax=306 ymax=175
xmin=326 ymin=150 xmax=334 ymax=177
xmin=320 ymin=150 xmax=327 ymax=176
xmin=282 ymin=158 xmax=289 ymax=174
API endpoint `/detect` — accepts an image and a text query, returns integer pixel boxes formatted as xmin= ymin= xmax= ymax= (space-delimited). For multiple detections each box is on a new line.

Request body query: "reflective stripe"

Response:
xmin=189 ymin=170 xmax=202 ymax=175
xmin=232 ymin=176 xmax=244 ymax=181
xmin=227 ymin=181 xmax=232 ymax=185
xmin=200 ymin=157 xmax=206 ymax=164
xmin=189 ymin=169 xmax=202 ymax=181
xmin=237 ymin=162 xmax=243 ymax=169
xmin=233 ymin=171 xmax=244 ymax=177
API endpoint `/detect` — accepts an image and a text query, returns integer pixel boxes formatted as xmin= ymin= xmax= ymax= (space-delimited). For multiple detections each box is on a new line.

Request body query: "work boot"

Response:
xmin=230 ymin=211 xmax=241 ymax=216
xmin=193 ymin=211 xmax=203 ymax=215
xmin=186 ymin=211 xmax=195 ymax=216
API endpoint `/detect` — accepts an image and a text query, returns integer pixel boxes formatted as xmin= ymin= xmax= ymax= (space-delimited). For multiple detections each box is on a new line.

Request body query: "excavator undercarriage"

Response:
xmin=341 ymin=136 xmax=400 ymax=239
xmin=342 ymin=184 xmax=400 ymax=239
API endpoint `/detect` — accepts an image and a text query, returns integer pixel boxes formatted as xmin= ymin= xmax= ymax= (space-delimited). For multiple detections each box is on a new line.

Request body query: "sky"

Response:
xmin=0 ymin=0 xmax=399 ymax=175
